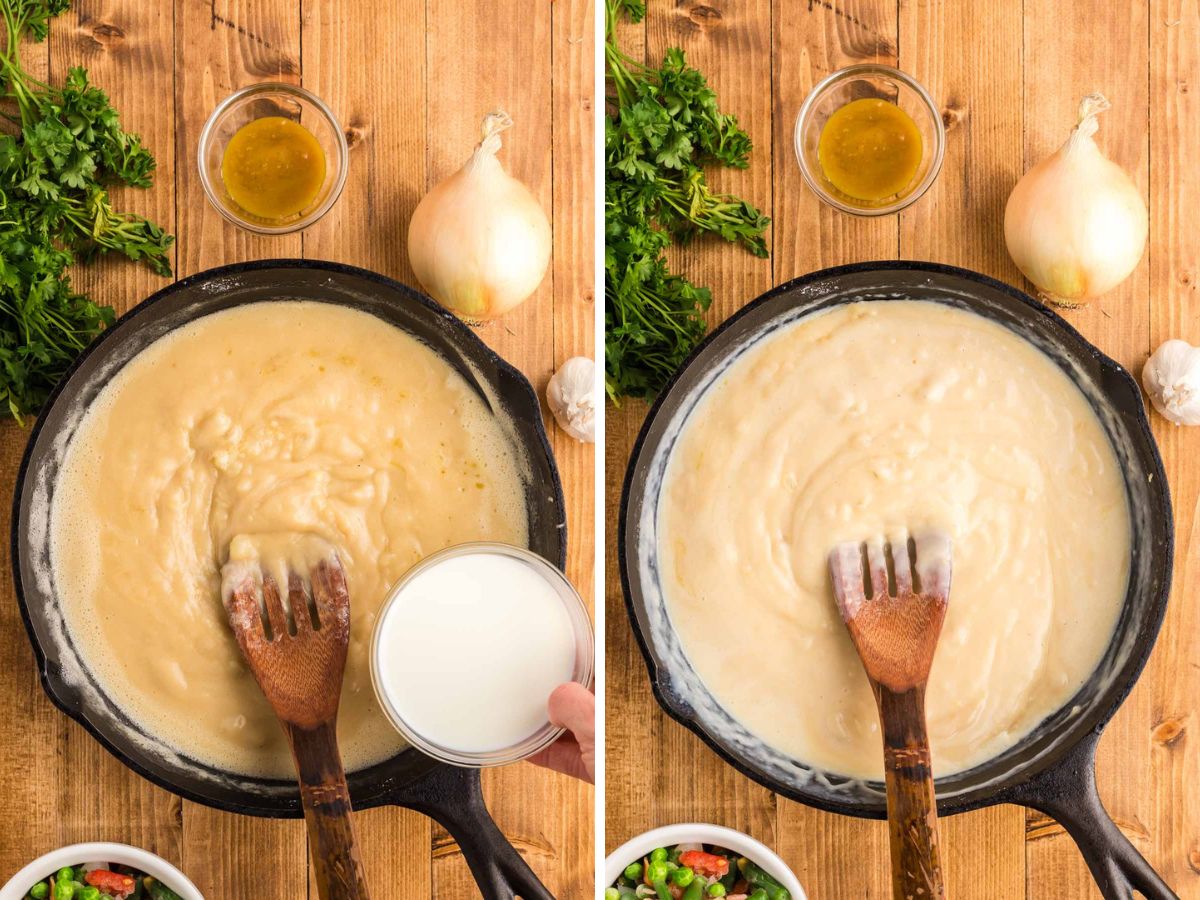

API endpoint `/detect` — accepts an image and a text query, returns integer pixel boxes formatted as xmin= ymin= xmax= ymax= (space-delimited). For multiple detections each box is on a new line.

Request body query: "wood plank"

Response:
xmin=174 ymin=0 xmax=304 ymax=276
xmin=1148 ymin=1 xmax=1200 ymax=896
xmin=1020 ymin=1 xmax=1152 ymax=896
xmin=551 ymin=0 xmax=599 ymax=607
xmin=298 ymin=1 xmax=433 ymax=896
xmin=0 ymin=0 xmax=183 ymax=879
xmin=423 ymin=2 xmax=583 ymax=897
xmin=608 ymin=0 xmax=780 ymax=857
xmin=774 ymin=0 xmax=900 ymax=281
xmin=43 ymin=0 xmax=184 ymax=867
xmin=301 ymin=0 xmax=426 ymax=283
xmin=899 ymin=0 xmax=1027 ymax=893
xmin=771 ymin=2 xmax=899 ymax=897
xmin=171 ymin=3 xmax=310 ymax=896
xmin=548 ymin=1 xmax=600 ymax=888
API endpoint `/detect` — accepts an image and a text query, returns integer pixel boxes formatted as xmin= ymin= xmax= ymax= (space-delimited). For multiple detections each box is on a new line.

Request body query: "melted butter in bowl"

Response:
xmin=49 ymin=301 xmax=530 ymax=779
xmin=657 ymin=300 xmax=1131 ymax=781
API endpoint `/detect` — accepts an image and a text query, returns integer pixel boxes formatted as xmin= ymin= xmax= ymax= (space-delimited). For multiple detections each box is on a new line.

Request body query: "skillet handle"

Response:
xmin=1000 ymin=734 xmax=1177 ymax=900
xmin=383 ymin=764 xmax=555 ymax=900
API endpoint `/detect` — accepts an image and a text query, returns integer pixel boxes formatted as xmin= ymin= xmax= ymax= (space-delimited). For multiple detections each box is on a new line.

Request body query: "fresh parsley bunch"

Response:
xmin=605 ymin=0 xmax=769 ymax=402
xmin=1 ymin=0 xmax=174 ymax=422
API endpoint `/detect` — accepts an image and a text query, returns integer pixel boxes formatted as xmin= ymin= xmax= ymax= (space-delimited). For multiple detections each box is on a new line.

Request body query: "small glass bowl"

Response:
xmin=198 ymin=82 xmax=349 ymax=234
xmin=794 ymin=64 xmax=945 ymax=216
xmin=370 ymin=543 xmax=595 ymax=768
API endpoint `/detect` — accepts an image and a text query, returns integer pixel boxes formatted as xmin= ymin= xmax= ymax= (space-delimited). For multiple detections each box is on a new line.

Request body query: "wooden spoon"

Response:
xmin=829 ymin=532 xmax=953 ymax=900
xmin=223 ymin=549 xmax=371 ymax=900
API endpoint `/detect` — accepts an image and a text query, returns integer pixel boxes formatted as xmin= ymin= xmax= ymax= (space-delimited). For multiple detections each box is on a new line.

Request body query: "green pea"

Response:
xmin=78 ymin=889 xmax=100 ymax=900
xmin=707 ymin=885 xmax=727 ymax=898
xmin=623 ymin=862 xmax=642 ymax=882
xmin=671 ymin=868 xmax=695 ymax=887
xmin=645 ymin=861 xmax=669 ymax=884
xmin=748 ymin=890 xmax=768 ymax=900
xmin=53 ymin=881 xmax=74 ymax=900
xmin=649 ymin=848 xmax=668 ymax=864
xmin=55 ymin=871 xmax=74 ymax=886
xmin=605 ymin=888 xmax=620 ymax=900
xmin=29 ymin=883 xmax=49 ymax=900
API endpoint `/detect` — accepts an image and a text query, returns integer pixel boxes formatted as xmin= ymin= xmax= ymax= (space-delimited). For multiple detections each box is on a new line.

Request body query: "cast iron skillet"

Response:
xmin=620 ymin=262 xmax=1176 ymax=899
xmin=13 ymin=260 xmax=566 ymax=900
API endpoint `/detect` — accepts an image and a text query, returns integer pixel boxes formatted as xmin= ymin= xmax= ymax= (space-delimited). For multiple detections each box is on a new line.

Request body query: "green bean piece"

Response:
xmin=682 ymin=880 xmax=704 ymax=900
xmin=653 ymin=883 xmax=673 ymax=900
xmin=143 ymin=878 xmax=185 ymax=900
xmin=649 ymin=848 xmax=669 ymax=864
xmin=29 ymin=884 xmax=49 ymax=900
xmin=671 ymin=867 xmax=695 ymax=888
xmin=605 ymin=887 xmax=621 ymax=900
xmin=739 ymin=859 xmax=785 ymax=889
xmin=707 ymin=885 xmax=727 ymax=898
xmin=623 ymin=862 xmax=643 ymax=882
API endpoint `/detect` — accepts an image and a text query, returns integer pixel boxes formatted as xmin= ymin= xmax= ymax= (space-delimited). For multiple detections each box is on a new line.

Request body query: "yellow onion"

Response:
xmin=1004 ymin=93 xmax=1147 ymax=307
xmin=408 ymin=111 xmax=551 ymax=322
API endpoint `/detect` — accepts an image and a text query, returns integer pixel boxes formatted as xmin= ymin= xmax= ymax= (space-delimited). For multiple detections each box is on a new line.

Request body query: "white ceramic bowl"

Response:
xmin=0 ymin=843 xmax=203 ymax=900
xmin=605 ymin=824 xmax=806 ymax=899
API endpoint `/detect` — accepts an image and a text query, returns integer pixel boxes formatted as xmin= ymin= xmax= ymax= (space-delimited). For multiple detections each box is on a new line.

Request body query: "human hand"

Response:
xmin=528 ymin=682 xmax=595 ymax=783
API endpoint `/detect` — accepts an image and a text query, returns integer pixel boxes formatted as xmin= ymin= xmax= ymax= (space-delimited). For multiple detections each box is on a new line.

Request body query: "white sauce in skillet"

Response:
xmin=658 ymin=300 xmax=1130 ymax=780
xmin=50 ymin=301 xmax=529 ymax=778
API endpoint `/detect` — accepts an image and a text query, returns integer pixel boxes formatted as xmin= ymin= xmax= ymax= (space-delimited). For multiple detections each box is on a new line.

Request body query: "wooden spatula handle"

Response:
xmin=877 ymin=686 xmax=946 ymax=900
xmin=286 ymin=720 xmax=372 ymax=900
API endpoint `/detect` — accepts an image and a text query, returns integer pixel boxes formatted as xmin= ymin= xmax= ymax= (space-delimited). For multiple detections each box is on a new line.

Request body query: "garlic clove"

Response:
xmin=546 ymin=356 xmax=596 ymax=443
xmin=1142 ymin=339 xmax=1200 ymax=426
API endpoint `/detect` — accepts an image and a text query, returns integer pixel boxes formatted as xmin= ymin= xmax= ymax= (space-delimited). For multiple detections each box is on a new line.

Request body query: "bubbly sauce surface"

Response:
xmin=659 ymin=300 xmax=1130 ymax=779
xmin=51 ymin=301 xmax=529 ymax=777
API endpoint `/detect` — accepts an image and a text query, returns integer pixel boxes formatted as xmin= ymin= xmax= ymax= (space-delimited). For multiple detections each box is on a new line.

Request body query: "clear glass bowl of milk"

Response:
xmin=369 ymin=543 xmax=594 ymax=766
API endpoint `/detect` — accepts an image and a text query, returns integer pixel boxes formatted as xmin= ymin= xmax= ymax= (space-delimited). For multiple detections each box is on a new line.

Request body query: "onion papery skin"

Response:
xmin=1003 ymin=105 xmax=1147 ymax=308
xmin=408 ymin=147 xmax=551 ymax=323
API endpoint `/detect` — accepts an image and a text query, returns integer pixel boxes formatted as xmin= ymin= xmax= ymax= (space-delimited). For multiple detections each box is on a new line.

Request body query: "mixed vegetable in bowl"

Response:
xmin=606 ymin=844 xmax=792 ymax=900
xmin=22 ymin=863 xmax=182 ymax=900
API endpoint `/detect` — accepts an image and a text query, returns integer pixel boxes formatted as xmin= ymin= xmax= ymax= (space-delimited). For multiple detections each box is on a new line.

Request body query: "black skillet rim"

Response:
xmin=10 ymin=258 xmax=567 ymax=817
xmin=617 ymin=259 xmax=1173 ymax=820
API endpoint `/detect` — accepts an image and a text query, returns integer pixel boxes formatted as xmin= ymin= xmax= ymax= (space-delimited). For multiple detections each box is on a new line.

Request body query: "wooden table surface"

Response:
xmin=0 ymin=1 xmax=594 ymax=898
xmin=605 ymin=1 xmax=1199 ymax=897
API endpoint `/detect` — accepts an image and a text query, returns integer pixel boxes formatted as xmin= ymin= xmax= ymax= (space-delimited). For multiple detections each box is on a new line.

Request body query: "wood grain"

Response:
xmin=1149 ymin=2 xmax=1200 ymax=897
xmin=605 ymin=2 xmax=1198 ymax=899
xmin=0 ymin=1 xmax=594 ymax=898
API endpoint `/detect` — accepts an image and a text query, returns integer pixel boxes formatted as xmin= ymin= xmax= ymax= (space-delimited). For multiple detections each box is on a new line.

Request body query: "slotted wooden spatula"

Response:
xmin=829 ymin=532 xmax=953 ymax=900
xmin=222 ymin=548 xmax=371 ymax=900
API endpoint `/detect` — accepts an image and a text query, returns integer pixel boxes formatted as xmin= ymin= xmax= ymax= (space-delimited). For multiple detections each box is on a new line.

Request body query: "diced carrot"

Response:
xmin=678 ymin=850 xmax=729 ymax=878
xmin=85 ymin=869 xmax=137 ymax=897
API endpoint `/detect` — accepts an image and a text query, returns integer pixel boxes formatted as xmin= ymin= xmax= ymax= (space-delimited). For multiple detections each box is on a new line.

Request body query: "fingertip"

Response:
xmin=547 ymin=681 xmax=594 ymax=728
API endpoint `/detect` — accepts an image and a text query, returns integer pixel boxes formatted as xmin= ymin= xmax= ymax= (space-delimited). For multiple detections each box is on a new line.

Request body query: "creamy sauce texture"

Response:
xmin=659 ymin=300 xmax=1130 ymax=780
xmin=51 ymin=302 xmax=529 ymax=778
xmin=374 ymin=551 xmax=576 ymax=753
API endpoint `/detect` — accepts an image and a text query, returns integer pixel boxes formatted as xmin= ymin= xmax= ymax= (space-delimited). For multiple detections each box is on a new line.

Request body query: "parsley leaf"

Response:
xmin=1 ymin=1 xmax=174 ymax=422
xmin=604 ymin=0 xmax=769 ymax=402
